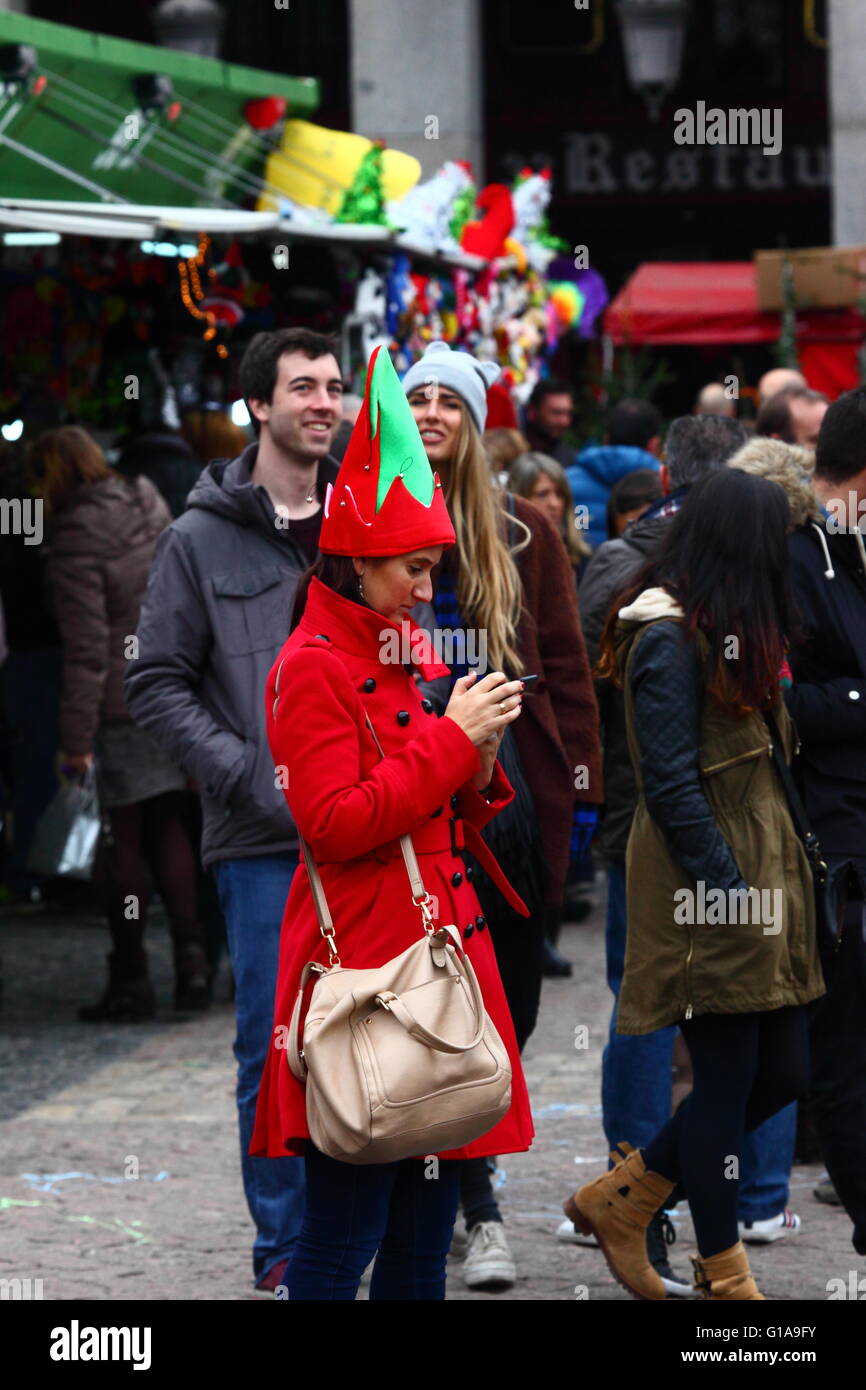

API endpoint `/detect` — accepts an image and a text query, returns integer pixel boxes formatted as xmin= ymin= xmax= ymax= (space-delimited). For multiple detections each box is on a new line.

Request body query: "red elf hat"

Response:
xmin=319 ymin=345 xmax=455 ymax=556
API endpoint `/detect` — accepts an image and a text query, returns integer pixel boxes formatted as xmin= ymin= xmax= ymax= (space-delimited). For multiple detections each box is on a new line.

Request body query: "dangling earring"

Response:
xmin=358 ymin=574 xmax=365 ymax=600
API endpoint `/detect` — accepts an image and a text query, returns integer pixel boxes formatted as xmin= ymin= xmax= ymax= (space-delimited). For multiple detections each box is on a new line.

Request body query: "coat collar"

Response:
xmin=300 ymin=576 xmax=451 ymax=679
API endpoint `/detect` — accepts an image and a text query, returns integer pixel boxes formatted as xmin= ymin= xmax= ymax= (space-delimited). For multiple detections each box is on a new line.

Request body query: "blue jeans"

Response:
xmin=287 ymin=1144 xmax=461 ymax=1300
xmin=602 ymin=862 xmax=677 ymax=1152
xmin=213 ymin=853 xmax=305 ymax=1284
xmin=602 ymin=861 xmax=794 ymax=1219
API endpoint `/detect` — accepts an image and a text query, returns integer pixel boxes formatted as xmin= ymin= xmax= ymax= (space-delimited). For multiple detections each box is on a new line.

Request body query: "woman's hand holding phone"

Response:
xmin=444 ymin=671 xmax=525 ymax=791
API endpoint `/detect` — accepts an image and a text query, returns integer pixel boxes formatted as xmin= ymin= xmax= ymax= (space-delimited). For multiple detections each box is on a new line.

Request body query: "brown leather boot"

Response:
xmin=563 ymin=1141 xmax=675 ymax=1300
xmin=692 ymin=1241 xmax=766 ymax=1299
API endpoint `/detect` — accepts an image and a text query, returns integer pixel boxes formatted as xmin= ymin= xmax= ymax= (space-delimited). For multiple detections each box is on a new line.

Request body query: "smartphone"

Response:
xmin=521 ymin=673 xmax=540 ymax=691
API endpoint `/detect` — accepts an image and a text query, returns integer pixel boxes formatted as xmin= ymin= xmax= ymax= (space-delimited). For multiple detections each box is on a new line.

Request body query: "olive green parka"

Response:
xmin=615 ymin=588 xmax=825 ymax=1035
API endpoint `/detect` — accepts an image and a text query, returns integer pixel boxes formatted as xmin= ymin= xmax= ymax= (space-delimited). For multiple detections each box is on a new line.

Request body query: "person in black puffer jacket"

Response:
xmin=785 ymin=387 xmax=866 ymax=1258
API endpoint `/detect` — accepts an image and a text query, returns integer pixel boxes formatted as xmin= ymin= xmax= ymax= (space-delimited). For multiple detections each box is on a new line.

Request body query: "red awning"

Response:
xmin=604 ymin=262 xmax=780 ymax=345
xmin=604 ymin=261 xmax=866 ymax=349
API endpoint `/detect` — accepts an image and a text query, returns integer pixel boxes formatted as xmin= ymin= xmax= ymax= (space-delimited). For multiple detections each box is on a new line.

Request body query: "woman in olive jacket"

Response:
xmin=564 ymin=469 xmax=824 ymax=1302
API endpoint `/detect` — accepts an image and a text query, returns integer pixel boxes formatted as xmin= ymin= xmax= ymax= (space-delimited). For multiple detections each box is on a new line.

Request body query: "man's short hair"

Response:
xmin=814 ymin=386 xmax=866 ymax=484
xmin=606 ymin=398 xmax=662 ymax=450
xmin=755 ymin=386 xmax=827 ymax=444
xmin=695 ymin=382 xmax=733 ymax=415
xmin=239 ymin=328 xmax=340 ymax=412
xmin=664 ymin=414 xmax=750 ymax=489
xmin=527 ymin=378 xmax=573 ymax=411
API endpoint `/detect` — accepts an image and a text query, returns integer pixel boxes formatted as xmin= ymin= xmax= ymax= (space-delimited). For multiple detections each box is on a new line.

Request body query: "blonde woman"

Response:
xmin=508 ymin=450 xmax=592 ymax=581
xmin=402 ymin=341 xmax=601 ymax=1290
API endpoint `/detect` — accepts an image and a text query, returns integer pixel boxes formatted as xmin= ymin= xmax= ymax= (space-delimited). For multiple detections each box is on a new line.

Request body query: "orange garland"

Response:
xmin=177 ymin=234 xmax=227 ymax=354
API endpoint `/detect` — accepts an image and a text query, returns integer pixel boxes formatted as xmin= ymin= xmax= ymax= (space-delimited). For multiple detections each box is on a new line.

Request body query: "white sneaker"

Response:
xmin=738 ymin=1209 xmax=801 ymax=1244
xmin=462 ymin=1220 xmax=516 ymax=1290
xmin=555 ymin=1217 xmax=599 ymax=1247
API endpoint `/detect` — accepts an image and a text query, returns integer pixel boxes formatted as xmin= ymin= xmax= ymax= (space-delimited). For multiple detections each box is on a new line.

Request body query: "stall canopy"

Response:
xmin=604 ymin=262 xmax=780 ymax=346
xmin=604 ymin=261 xmax=866 ymax=398
xmin=0 ymin=11 xmax=317 ymax=213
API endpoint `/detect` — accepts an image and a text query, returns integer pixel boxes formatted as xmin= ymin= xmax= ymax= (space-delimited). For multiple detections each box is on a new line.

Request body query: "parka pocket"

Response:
xmin=700 ymin=744 xmax=771 ymax=777
xmin=212 ymin=566 xmax=290 ymax=655
xmin=699 ymin=742 xmax=771 ymax=806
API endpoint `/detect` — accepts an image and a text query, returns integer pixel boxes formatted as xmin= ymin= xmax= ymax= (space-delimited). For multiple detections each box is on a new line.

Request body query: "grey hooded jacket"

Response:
xmin=124 ymin=444 xmax=338 ymax=868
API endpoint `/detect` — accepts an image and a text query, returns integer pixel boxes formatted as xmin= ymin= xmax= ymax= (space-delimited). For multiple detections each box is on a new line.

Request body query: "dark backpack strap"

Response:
xmin=763 ymin=710 xmax=827 ymax=882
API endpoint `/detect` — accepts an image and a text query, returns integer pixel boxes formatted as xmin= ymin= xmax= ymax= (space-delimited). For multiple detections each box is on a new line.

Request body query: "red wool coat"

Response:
xmin=250 ymin=578 xmax=535 ymax=1161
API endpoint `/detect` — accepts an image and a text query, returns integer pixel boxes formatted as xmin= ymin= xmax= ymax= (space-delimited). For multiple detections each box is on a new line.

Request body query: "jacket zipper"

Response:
xmin=684 ymin=923 xmax=695 ymax=1020
xmin=700 ymin=743 xmax=771 ymax=776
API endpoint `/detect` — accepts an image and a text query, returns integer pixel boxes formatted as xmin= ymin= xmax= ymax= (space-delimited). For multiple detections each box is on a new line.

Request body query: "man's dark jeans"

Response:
xmin=809 ymin=867 xmax=866 ymax=1255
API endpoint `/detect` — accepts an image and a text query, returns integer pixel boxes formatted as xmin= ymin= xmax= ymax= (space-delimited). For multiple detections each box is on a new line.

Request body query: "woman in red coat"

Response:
xmin=251 ymin=346 xmax=534 ymax=1300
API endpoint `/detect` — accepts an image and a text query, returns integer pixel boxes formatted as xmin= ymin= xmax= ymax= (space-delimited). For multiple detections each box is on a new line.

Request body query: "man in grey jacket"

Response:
xmin=125 ymin=328 xmax=343 ymax=1290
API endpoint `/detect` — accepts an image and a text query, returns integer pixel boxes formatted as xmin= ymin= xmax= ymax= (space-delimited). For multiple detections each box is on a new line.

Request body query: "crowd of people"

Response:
xmin=0 ymin=327 xmax=863 ymax=1303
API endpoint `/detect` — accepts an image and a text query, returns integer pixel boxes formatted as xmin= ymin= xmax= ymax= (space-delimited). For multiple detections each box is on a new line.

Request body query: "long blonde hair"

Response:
xmin=443 ymin=405 xmax=531 ymax=675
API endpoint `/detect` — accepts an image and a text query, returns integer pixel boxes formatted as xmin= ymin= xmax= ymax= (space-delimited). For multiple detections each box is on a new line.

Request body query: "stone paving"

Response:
xmin=0 ymin=886 xmax=857 ymax=1301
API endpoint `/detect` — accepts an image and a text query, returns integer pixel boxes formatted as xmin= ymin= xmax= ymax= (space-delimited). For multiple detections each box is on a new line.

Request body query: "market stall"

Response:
xmin=603 ymin=261 xmax=866 ymax=400
xmin=0 ymin=11 xmax=608 ymax=435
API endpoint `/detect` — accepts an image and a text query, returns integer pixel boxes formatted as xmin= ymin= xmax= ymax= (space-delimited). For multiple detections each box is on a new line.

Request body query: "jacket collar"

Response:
xmin=618 ymin=586 xmax=684 ymax=623
xmin=300 ymin=576 xmax=451 ymax=679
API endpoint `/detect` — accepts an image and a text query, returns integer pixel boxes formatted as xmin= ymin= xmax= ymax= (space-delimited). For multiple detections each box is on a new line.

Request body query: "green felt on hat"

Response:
xmin=369 ymin=346 xmax=435 ymax=512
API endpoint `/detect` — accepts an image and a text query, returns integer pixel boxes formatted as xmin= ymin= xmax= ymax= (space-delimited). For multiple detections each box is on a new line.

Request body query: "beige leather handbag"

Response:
xmin=287 ymin=720 xmax=512 ymax=1166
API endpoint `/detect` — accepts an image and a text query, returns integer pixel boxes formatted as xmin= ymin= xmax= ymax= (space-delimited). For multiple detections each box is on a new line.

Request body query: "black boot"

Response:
xmin=79 ymin=951 xmax=156 ymax=1023
xmin=542 ymin=936 xmax=573 ymax=978
xmin=173 ymin=943 xmax=212 ymax=1012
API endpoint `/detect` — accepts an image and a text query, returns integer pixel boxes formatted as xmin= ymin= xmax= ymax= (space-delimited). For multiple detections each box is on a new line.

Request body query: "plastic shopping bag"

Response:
xmin=27 ymin=766 xmax=101 ymax=881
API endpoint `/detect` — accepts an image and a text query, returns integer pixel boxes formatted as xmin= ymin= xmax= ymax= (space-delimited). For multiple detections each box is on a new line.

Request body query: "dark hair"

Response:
xmin=597 ymin=469 xmax=795 ymax=717
xmin=239 ymin=329 xmax=341 ymax=433
xmin=664 ymin=414 xmax=751 ymax=488
xmin=606 ymin=398 xmax=662 ymax=449
xmin=814 ymin=386 xmax=866 ymax=484
xmin=755 ymin=386 xmax=827 ymax=443
xmin=291 ymin=553 xmax=363 ymax=631
xmin=606 ymin=468 xmax=663 ymax=539
xmin=527 ymin=378 xmax=573 ymax=412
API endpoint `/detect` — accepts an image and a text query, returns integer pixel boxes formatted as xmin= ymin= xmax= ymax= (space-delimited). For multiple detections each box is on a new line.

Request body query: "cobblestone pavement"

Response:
xmin=0 ymin=886 xmax=857 ymax=1302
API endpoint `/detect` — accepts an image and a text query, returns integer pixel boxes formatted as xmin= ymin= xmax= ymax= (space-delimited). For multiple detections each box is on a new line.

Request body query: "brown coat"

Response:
xmin=46 ymin=473 xmax=172 ymax=755
xmin=509 ymin=496 xmax=602 ymax=902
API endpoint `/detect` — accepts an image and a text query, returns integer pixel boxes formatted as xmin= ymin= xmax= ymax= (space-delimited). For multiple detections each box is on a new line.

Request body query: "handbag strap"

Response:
xmin=299 ymin=712 xmax=434 ymax=964
xmin=763 ymin=710 xmax=827 ymax=881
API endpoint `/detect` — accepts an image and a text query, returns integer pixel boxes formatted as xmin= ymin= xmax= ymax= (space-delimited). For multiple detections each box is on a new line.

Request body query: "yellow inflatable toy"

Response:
xmin=258 ymin=120 xmax=421 ymax=216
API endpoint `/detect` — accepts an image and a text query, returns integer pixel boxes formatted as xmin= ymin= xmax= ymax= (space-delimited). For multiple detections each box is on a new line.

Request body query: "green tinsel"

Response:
xmin=448 ymin=183 xmax=476 ymax=243
xmin=335 ymin=143 xmax=389 ymax=225
xmin=534 ymin=216 xmax=569 ymax=253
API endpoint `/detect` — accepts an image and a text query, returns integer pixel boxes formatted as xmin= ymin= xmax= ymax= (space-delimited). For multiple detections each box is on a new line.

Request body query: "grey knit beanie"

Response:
xmin=401 ymin=340 xmax=501 ymax=434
